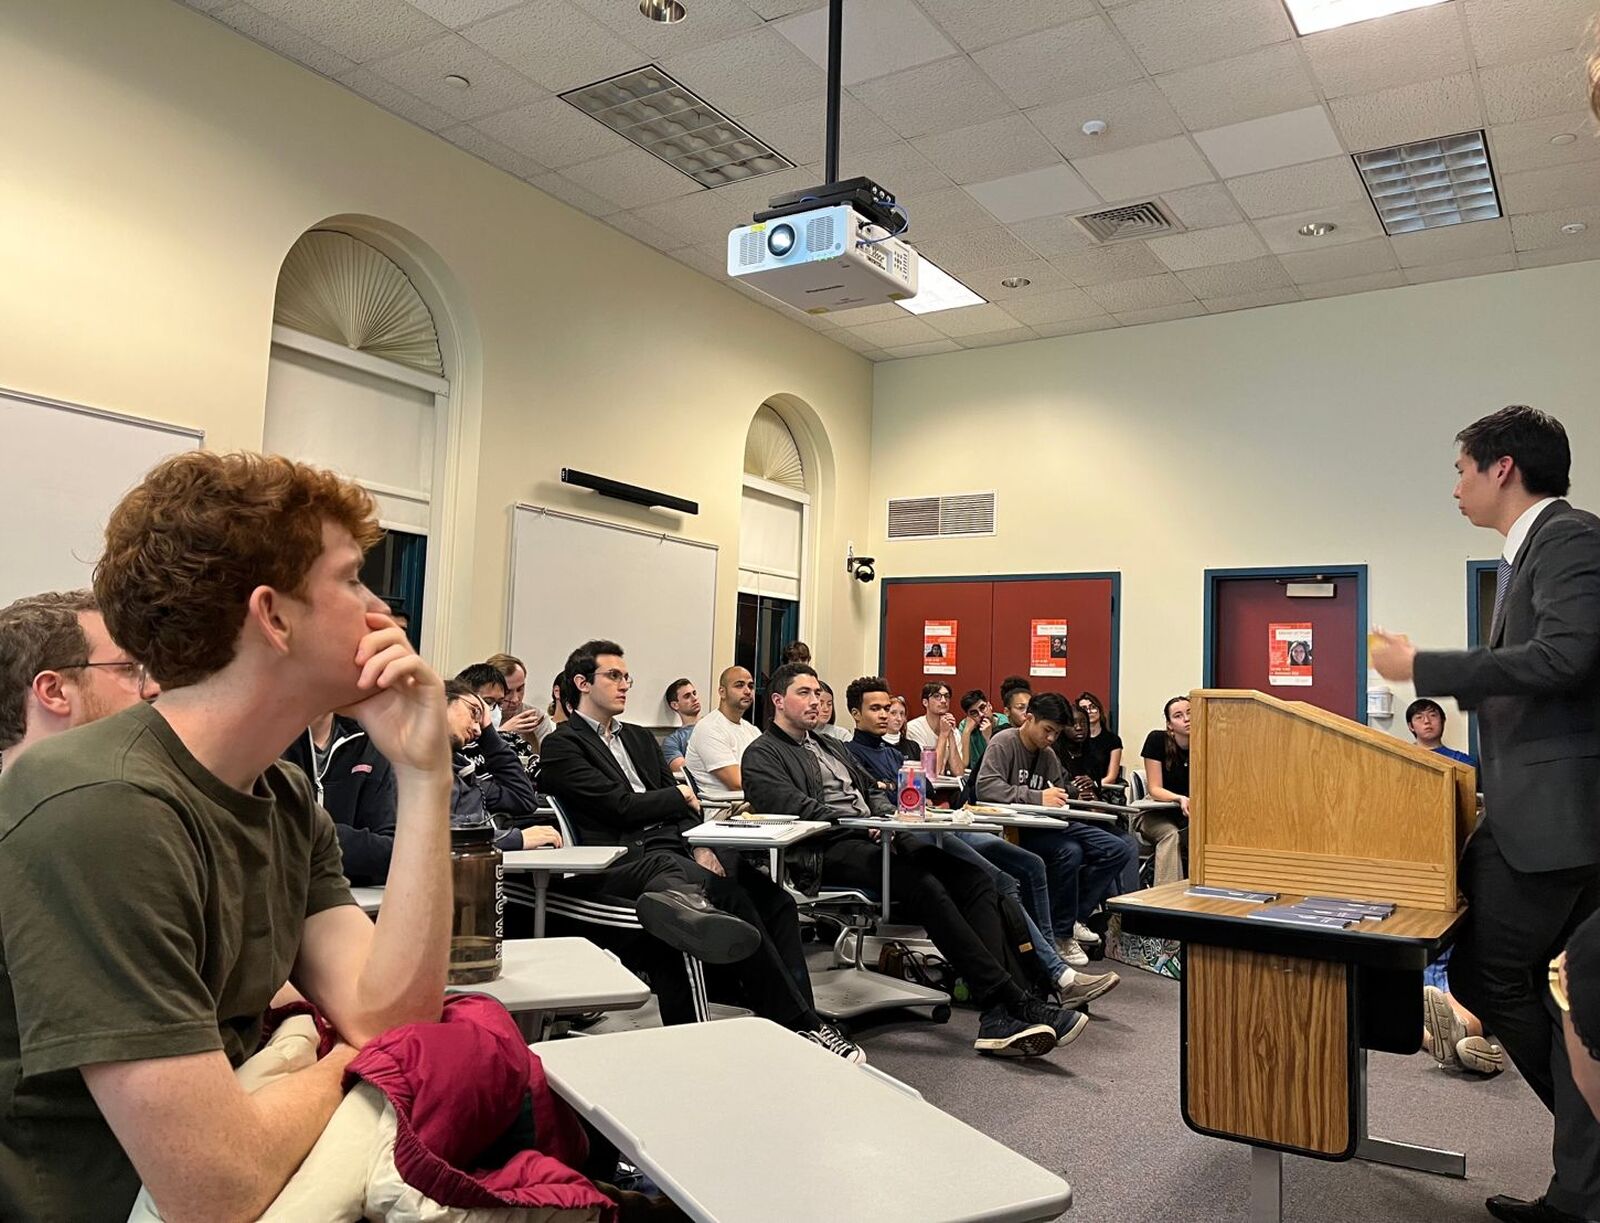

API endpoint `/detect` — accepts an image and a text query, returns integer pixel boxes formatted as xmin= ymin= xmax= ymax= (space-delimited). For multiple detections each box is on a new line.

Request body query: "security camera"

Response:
xmin=845 ymin=543 xmax=877 ymax=583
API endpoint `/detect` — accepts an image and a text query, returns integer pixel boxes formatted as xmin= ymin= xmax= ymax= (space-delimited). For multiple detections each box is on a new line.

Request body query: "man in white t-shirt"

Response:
xmin=684 ymin=666 xmax=760 ymax=800
xmin=903 ymin=680 xmax=963 ymax=776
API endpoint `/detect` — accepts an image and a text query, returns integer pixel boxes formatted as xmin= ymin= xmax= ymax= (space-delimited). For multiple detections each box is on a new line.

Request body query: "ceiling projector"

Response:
xmin=727 ymin=185 xmax=917 ymax=315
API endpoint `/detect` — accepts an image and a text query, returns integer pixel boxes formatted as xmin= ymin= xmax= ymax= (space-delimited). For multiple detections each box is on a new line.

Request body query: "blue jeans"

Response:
xmin=950 ymin=830 xmax=1055 ymax=936
xmin=1019 ymin=823 xmax=1139 ymax=939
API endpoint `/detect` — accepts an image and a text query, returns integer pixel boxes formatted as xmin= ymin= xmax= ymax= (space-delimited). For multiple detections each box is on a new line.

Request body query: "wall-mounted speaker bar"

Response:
xmin=560 ymin=468 xmax=699 ymax=516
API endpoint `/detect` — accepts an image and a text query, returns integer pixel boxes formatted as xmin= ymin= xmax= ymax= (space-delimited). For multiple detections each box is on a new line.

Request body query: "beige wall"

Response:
xmin=870 ymin=261 xmax=1600 ymax=753
xmin=0 ymin=0 xmax=873 ymax=679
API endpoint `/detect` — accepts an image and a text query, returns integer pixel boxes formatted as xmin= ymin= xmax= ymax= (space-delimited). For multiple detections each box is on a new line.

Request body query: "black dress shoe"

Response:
xmin=635 ymin=888 xmax=761 ymax=965
xmin=1485 ymin=1194 xmax=1593 ymax=1223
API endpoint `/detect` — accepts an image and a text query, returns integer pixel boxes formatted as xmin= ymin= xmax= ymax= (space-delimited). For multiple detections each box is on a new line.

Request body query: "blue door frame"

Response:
xmin=1202 ymin=564 xmax=1371 ymax=724
xmin=1465 ymin=558 xmax=1499 ymax=760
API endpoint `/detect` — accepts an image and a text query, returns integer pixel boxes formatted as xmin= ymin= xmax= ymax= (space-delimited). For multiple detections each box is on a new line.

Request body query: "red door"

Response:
xmin=1210 ymin=576 xmax=1362 ymax=720
xmin=880 ymin=580 xmax=995 ymax=708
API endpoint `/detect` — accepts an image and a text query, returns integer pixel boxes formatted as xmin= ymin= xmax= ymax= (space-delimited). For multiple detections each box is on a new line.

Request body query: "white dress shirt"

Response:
xmin=579 ymin=712 xmax=647 ymax=794
xmin=1503 ymin=497 xmax=1559 ymax=565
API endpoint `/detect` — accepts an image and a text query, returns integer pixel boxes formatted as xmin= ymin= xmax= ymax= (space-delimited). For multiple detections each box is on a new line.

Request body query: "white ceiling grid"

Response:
xmin=187 ymin=0 xmax=1600 ymax=359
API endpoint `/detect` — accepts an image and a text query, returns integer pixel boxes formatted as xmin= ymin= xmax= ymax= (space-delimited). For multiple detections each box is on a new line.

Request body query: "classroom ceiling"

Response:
xmin=179 ymin=0 xmax=1600 ymax=361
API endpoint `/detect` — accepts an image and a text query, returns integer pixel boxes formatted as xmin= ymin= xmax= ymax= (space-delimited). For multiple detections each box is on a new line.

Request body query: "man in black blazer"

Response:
xmin=537 ymin=639 xmax=863 ymax=1062
xmin=1375 ymin=406 xmax=1600 ymax=1223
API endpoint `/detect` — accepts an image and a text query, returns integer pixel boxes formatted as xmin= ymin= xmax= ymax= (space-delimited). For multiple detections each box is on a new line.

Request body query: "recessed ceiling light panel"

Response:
xmin=1282 ymin=0 xmax=1449 ymax=36
xmin=561 ymin=67 xmax=792 ymax=188
xmin=1353 ymin=130 xmax=1502 ymax=236
xmin=898 ymin=259 xmax=985 ymax=316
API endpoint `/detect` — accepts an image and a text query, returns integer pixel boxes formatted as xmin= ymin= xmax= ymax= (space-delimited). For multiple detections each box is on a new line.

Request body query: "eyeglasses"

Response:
xmin=595 ymin=669 xmax=633 ymax=687
xmin=47 ymin=659 xmax=151 ymax=692
xmin=1551 ymin=953 xmax=1570 ymax=1014
xmin=479 ymin=695 xmax=504 ymax=709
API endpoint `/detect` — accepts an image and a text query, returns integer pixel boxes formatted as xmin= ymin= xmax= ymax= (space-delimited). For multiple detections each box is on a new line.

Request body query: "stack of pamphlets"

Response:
xmin=1244 ymin=896 xmax=1396 ymax=930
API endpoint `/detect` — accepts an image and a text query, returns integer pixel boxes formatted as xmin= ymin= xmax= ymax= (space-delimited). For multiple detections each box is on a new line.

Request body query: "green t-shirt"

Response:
xmin=0 ymin=702 xmax=352 ymax=1222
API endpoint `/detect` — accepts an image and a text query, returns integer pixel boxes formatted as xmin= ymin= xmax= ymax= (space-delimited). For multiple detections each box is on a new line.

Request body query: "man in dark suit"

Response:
xmin=537 ymin=639 xmax=863 ymax=1062
xmin=1374 ymin=405 xmax=1600 ymax=1223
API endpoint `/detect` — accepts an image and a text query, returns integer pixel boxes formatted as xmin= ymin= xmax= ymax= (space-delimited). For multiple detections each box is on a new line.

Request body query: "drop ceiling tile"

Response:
xmin=365 ymin=33 xmax=545 ymax=120
xmin=831 ymin=303 xmax=922 ymax=327
xmin=1224 ymin=156 xmax=1368 ymax=220
xmin=841 ymin=141 xmax=954 ymax=195
xmin=914 ymin=0 xmax=1097 ymax=52
xmin=847 ymin=316 xmax=946 ymax=348
xmin=1404 ymin=253 xmax=1517 ymax=282
xmin=1175 ymin=254 xmax=1292 ymax=297
xmin=1193 ymin=106 xmax=1346 ymax=179
xmin=248 ymin=0 xmax=446 ymax=62
xmin=569 ymin=0 xmax=762 ymax=59
xmin=1278 ymin=236 xmax=1398 ymax=283
xmin=1161 ymin=183 xmax=1245 ymax=229
xmin=1071 ymin=136 xmax=1215 ymax=201
xmin=961 ymin=164 xmax=1100 ymax=223
xmin=1146 ymin=222 xmax=1269 ymax=270
xmin=1328 ymin=74 xmax=1483 ymax=152
xmin=956 ymin=326 xmax=1039 ymax=349
xmin=980 ymin=260 xmax=1077 ymax=298
xmin=1084 ymin=273 xmax=1196 ymax=311
xmin=1204 ymin=285 xmax=1304 ymax=311
xmin=1256 ymin=199 xmax=1387 ymax=253
xmin=912 ymin=225 xmax=1039 ymax=274
xmin=1031 ymin=315 xmax=1120 ymax=336
xmin=747 ymin=0 xmax=826 ymax=19
xmin=670 ymin=242 xmax=729 ymax=277
xmin=1500 ymin=160 xmax=1600 ymax=215
xmin=1302 ymin=3 xmax=1470 ymax=99
xmin=1479 ymin=51 xmax=1592 ymax=125
xmin=1049 ymin=241 xmax=1170 ymax=285
xmin=461 ymin=1 xmax=646 ymax=94
xmin=335 ymin=67 xmax=459 ymax=131
xmin=604 ymin=208 xmax=691 ymax=252
xmin=740 ymin=95 xmax=900 ymax=167
xmin=1299 ymin=269 xmax=1408 ymax=297
xmin=971 ymin=16 xmax=1144 ymax=111
xmin=185 ymin=0 xmax=250 ymax=11
xmin=707 ymin=163 xmax=817 ymax=217
xmin=533 ymin=170 xmax=631 ymax=215
xmin=1115 ymin=301 xmax=1208 ymax=325
xmin=213 ymin=4 xmax=357 ymax=77
xmin=1108 ymin=0 xmax=1295 ymax=75
xmin=1463 ymin=0 xmax=1596 ymax=68
xmin=407 ymin=0 xmax=523 ymax=29
xmin=1509 ymin=204 xmax=1600 ymax=250
xmin=1155 ymin=43 xmax=1320 ymax=131
xmin=1007 ymin=212 xmax=1099 ymax=258
xmin=896 ymin=187 xmax=1001 ymax=239
xmin=883 ymin=339 xmax=964 ymax=358
xmin=474 ymin=96 xmax=634 ymax=167
xmin=561 ymin=148 xmax=704 ymax=210
xmin=828 ymin=327 xmax=889 ymax=353
xmin=440 ymin=122 xmax=550 ymax=180
xmin=925 ymin=303 xmax=1022 ymax=338
xmin=1029 ymin=82 xmax=1186 ymax=160
xmin=1389 ymin=217 xmax=1514 ymax=265
xmin=774 ymin=0 xmax=957 ymax=85
xmin=913 ymin=114 xmax=1062 ymax=186
xmin=998 ymin=286 xmax=1108 ymax=324
xmin=1517 ymin=239 xmax=1600 ymax=268
xmin=633 ymin=189 xmax=743 ymax=244
xmin=663 ymin=27 xmax=826 ymax=118
xmin=849 ymin=56 xmax=1015 ymax=140
xmin=1488 ymin=112 xmax=1600 ymax=175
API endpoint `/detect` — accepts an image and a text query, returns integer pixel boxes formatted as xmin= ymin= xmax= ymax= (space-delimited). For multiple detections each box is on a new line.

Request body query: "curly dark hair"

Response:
xmin=94 ymin=451 xmax=381 ymax=688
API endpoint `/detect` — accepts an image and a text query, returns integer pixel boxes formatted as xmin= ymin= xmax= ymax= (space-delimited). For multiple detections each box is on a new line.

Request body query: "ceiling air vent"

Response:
xmin=1071 ymin=200 xmax=1179 ymax=244
xmin=887 ymin=492 xmax=997 ymax=540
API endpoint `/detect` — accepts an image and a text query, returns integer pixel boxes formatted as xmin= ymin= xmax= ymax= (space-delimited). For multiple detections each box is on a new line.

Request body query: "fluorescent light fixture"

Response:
xmin=1282 ymin=0 xmax=1449 ymax=36
xmin=897 ymin=257 xmax=984 ymax=315
xmin=1353 ymin=130 xmax=1501 ymax=235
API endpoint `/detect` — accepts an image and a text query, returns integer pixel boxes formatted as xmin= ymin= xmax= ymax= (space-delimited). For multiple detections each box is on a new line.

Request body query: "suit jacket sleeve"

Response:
xmin=538 ymin=726 xmax=693 ymax=831
xmin=473 ymin=724 xmax=539 ymax=816
xmin=1415 ymin=515 xmax=1600 ymax=708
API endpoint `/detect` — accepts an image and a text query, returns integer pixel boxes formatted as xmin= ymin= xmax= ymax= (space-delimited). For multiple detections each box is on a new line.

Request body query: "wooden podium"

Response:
xmin=1108 ymin=690 xmax=1475 ymax=1222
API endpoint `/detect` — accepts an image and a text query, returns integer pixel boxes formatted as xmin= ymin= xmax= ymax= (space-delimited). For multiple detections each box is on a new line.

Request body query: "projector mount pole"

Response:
xmin=823 ymin=0 xmax=843 ymax=186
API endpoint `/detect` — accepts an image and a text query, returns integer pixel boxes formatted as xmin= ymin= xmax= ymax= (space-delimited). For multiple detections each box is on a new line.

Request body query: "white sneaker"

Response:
xmin=1058 ymin=938 xmax=1090 ymax=968
xmin=1073 ymin=921 xmax=1102 ymax=947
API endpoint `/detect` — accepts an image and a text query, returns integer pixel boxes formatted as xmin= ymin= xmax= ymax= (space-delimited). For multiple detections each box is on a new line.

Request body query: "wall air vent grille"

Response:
xmin=887 ymin=492 xmax=996 ymax=539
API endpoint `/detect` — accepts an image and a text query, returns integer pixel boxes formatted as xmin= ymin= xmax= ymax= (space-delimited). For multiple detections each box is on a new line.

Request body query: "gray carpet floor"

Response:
xmin=837 ymin=961 xmax=1556 ymax=1223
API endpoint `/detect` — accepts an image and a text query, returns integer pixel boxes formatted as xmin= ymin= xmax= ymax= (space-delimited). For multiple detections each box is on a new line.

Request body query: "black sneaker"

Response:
xmin=800 ymin=1024 xmax=867 ymax=1064
xmin=1016 ymin=997 xmax=1090 ymax=1048
xmin=974 ymin=1005 xmax=1057 ymax=1057
xmin=634 ymin=889 xmax=760 ymax=965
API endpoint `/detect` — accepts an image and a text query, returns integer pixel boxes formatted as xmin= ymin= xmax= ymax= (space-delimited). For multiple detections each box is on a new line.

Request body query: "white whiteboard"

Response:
xmin=0 ymin=389 xmax=202 ymax=606
xmin=508 ymin=505 xmax=717 ymax=728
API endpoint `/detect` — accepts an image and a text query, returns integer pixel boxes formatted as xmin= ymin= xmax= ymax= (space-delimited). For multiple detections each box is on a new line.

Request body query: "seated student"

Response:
xmin=537 ymin=670 xmax=566 ymax=744
xmin=1557 ymin=909 xmax=1600 ymax=1122
xmin=1076 ymin=691 xmax=1123 ymax=788
xmin=958 ymin=689 xmax=992 ymax=771
xmin=1052 ymin=704 xmax=1103 ymax=801
xmin=537 ymin=640 xmax=863 ymax=1061
xmin=454 ymin=663 xmax=557 ymax=845
xmin=886 ymin=694 xmax=921 ymax=761
xmin=992 ymin=676 xmax=1032 ymax=730
xmin=744 ymin=663 xmax=1087 ymax=1058
xmin=1139 ymin=695 xmax=1192 ymax=885
xmin=904 ymin=681 xmax=965 ymax=775
xmin=1406 ymin=697 xmax=1478 ymax=767
xmin=457 ymin=660 xmax=534 ymax=770
xmin=660 ymin=677 xmax=702 ymax=772
xmin=843 ymin=676 xmax=1117 ymax=1009
xmin=281 ymin=709 xmax=398 ymax=885
xmin=976 ymin=693 xmax=1137 ymax=965
xmin=485 ymin=651 xmax=547 ymax=761
xmin=780 ymin=640 xmax=812 ymax=666
xmin=0 ymin=452 xmax=454 ymax=1223
xmin=815 ymin=680 xmax=852 ymax=741
xmin=445 ymin=682 xmax=553 ymax=851
xmin=684 ymin=666 xmax=759 ymax=800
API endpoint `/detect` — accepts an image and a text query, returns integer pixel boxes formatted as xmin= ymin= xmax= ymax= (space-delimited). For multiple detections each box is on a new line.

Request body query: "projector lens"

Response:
xmin=767 ymin=224 xmax=796 ymax=257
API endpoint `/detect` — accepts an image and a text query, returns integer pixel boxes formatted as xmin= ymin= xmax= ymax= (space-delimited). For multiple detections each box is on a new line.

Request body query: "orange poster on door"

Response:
xmin=1268 ymin=622 xmax=1314 ymax=686
xmin=922 ymin=620 xmax=957 ymax=674
xmin=1030 ymin=620 xmax=1068 ymax=677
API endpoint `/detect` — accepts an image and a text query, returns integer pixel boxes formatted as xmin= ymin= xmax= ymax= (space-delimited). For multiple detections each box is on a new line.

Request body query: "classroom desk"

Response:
xmin=350 ymin=886 xmax=385 ymax=915
xmin=967 ymin=803 xmax=1123 ymax=828
xmin=682 ymin=819 xmax=830 ymax=849
xmin=448 ymin=937 xmax=649 ymax=1040
xmin=532 ymin=1016 xmax=1073 ymax=1223
xmin=502 ymin=845 xmax=627 ymax=937
xmin=837 ymin=817 xmax=1002 ymax=921
xmin=1108 ymin=882 xmax=1467 ymax=1222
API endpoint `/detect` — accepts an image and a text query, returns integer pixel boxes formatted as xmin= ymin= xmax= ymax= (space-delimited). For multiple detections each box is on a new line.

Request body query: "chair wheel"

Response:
xmin=931 ymin=1004 xmax=951 ymax=1024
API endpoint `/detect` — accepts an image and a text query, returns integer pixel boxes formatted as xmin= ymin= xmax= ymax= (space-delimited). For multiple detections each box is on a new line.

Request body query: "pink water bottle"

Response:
xmin=897 ymin=762 xmax=925 ymax=819
xmin=921 ymin=746 xmax=937 ymax=801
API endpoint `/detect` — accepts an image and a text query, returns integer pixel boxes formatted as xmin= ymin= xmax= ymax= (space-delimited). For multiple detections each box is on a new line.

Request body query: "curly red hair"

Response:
xmin=94 ymin=451 xmax=381 ymax=688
